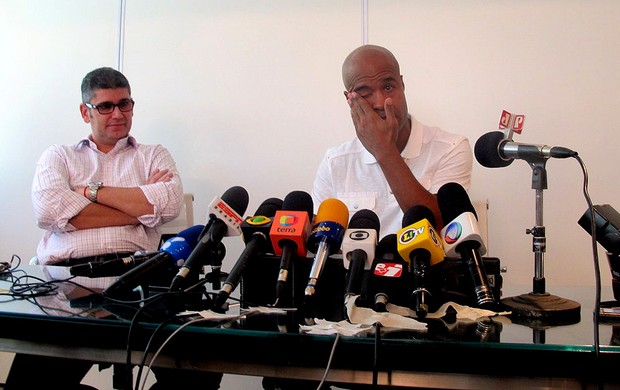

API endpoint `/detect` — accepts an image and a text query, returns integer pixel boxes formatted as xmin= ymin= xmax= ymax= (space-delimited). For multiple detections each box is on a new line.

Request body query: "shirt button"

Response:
xmin=353 ymin=203 xmax=359 ymax=210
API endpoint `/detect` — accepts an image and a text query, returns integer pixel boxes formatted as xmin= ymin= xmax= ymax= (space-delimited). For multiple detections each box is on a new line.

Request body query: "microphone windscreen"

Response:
xmin=314 ymin=198 xmax=349 ymax=228
xmin=402 ymin=205 xmax=436 ymax=228
xmin=376 ymin=233 xmax=398 ymax=258
xmin=161 ymin=238 xmax=192 ymax=263
xmin=282 ymin=191 xmax=314 ymax=216
xmin=474 ymin=131 xmax=513 ymax=168
xmin=349 ymin=209 xmax=380 ymax=231
xmin=175 ymin=224 xmax=205 ymax=247
xmin=437 ymin=182 xmax=477 ymax=223
xmin=221 ymin=186 xmax=250 ymax=216
xmin=253 ymin=197 xmax=284 ymax=217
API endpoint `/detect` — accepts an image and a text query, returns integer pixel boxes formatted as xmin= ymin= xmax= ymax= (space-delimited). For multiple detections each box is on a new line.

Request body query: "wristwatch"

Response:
xmin=86 ymin=181 xmax=103 ymax=202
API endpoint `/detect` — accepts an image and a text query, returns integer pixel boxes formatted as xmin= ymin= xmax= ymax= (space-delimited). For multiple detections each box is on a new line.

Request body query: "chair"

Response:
xmin=159 ymin=193 xmax=195 ymax=242
xmin=472 ymin=198 xmax=490 ymax=255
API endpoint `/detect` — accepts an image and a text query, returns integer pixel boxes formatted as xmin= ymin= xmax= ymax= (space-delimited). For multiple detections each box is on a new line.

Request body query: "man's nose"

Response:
xmin=110 ymin=106 xmax=124 ymax=117
xmin=369 ymin=91 xmax=386 ymax=109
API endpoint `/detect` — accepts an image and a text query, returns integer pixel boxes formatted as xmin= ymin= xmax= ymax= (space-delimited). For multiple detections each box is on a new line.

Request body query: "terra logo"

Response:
xmin=278 ymin=214 xmax=298 ymax=226
xmin=443 ymin=221 xmax=463 ymax=245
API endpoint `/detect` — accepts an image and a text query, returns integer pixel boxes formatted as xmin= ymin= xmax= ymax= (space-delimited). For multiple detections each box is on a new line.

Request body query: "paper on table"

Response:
xmin=300 ymin=295 xmax=511 ymax=336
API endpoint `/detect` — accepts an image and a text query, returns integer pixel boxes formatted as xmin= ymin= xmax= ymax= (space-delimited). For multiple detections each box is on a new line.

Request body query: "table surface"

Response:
xmin=0 ymin=262 xmax=619 ymax=389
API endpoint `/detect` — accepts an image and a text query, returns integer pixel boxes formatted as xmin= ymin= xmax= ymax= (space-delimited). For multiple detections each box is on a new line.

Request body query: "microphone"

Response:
xmin=341 ymin=209 xmax=380 ymax=298
xmin=212 ymin=197 xmax=283 ymax=312
xmin=437 ymin=182 xmax=496 ymax=309
xmin=102 ymin=225 xmax=204 ymax=297
xmin=269 ymin=190 xmax=313 ymax=306
xmin=578 ymin=204 xmax=620 ymax=301
xmin=69 ymin=252 xmax=154 ymax=278
xmin=303 ymin=198 xmax=349 ymax=317
xmin=169 ymin=186 xmax=249 ymax=292
xmin=366 ymin=234 xmax=410 ymax=312
xmin=396 ymin=205 xmax=445 ymax=318
xmin=474 ymin=130 xmax=577 ymax=168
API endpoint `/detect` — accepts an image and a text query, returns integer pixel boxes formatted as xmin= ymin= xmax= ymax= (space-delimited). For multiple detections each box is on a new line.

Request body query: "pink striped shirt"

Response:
xmin=32 ymin=135 xmax=183 ymax=265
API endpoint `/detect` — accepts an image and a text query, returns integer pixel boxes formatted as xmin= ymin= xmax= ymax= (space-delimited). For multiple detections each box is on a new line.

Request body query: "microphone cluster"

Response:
xmin=94 ymin=184 xmax=502 ymax=319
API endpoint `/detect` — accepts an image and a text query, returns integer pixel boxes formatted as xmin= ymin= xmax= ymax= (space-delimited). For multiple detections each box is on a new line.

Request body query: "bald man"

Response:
xmin=311 ymin=44 xmax=472 ymax=236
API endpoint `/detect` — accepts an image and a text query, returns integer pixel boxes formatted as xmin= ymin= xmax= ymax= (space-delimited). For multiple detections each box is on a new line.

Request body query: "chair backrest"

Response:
xmin=159 ymin=193 xmax=195 ymax=237
xmin=472 ymin=199 xmax=490 ymax=255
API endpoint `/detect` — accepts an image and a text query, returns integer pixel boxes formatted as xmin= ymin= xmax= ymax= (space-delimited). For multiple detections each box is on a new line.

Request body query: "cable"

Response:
xmin=133 ymin=316 xmax=177 ymax=390
xmin=124 ymin=290 xmax=189 ymax=390
xmin=372 ymin=321 xmax=381 ymax=388
xmin=315 ymin=332 xmax=341 ymax=390
xmin=574 ymin=155 xmax=605 ymax=390
xmin=139 ymin=310 xmax=252 ymax=390
xmin=574 ymin=155 xmax=600 ymax=353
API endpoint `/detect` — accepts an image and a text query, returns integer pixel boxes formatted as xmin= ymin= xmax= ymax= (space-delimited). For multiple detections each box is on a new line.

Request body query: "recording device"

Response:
xmin=103 ymin=225 xmax=204 ymax=297
xmin=303 ymin=198 xmax=349 ymax=319
xmin=437 ymin=182 xmax=496 ymax=309
xmin=342 ymin=209 xmax=380 ymax=298
xmin=474 ymin=130 xmax=577 ymax=168
xmin=270 ymin=190 xmax=313 ymax=306
xmin=212 ymin=197 xmax=283 ymax=312
xmin=365 ymin=233 xmax=411 ymax=312
xmin=578 ymin=204 xmax=620 ymax=301
xmin=397 ymin=205 xmax=445 ymax=318
xmin=169 ymin=186 xmax=249 ymax=292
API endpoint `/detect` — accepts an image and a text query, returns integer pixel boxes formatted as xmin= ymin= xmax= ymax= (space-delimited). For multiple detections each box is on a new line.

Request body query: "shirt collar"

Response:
xmin=77 ymin=135 xmax=137 ymax=151
xmin=361 ymin=115 xmax=421 ymax=164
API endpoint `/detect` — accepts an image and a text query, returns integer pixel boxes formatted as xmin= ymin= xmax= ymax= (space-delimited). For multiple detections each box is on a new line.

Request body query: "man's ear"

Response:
xmin=80 ymin=104 xmax=91 ymax=123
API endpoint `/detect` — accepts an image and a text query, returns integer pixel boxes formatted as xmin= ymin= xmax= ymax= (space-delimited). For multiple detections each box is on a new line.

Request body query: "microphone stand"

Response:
xmin=500 ymin=158 xmax=581 ymax=326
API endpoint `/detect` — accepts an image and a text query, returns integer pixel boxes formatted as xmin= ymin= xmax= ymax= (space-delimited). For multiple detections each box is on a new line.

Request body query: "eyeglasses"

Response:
xmin=84 ymin=99 xmax=135 ymax=115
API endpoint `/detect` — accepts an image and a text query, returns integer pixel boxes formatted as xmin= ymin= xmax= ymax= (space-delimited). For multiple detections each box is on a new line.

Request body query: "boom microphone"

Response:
xmin=212 ymin=197 xmax=283 ymax=312
xmin=303 ymin=198 xmax=349 ymax=318
xmin=474 ymin=130 xmax=577 ymax=168
xmin=270 ymin=190 xmax=313 ymax=306
xmin=397 ymin=205 xmax=445 ymax=318
xmin=69 ymin=252 xmax=154 ymax=278
xmin=342 ymin=209 xmax=380 ymax=298
xmin=103 ymin=225 xmax=204 ymax=297
xmin=437 ymin=182 xmax=496 ymax=309
xmin=169 ymin=186 xmax=249 ymax=292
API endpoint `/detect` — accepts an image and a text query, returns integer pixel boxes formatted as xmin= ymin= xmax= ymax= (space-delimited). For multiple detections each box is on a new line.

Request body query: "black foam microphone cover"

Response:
xmin=282 ymin=190 xmax=314 ymax=216
xmin=402 ymin=204 xmax=437 ymax=228
xmin=474 ymin=131 xmax=513 ymax=168
xmin=437 ymin=182 xmax=478 ymax=223
xmin=224 ymin=185 xmax=251 ymax=215
xmin=254 ymin=198 xmax=284 ymax=219
xmin=349 ymin=209 xmax=380 ymax=230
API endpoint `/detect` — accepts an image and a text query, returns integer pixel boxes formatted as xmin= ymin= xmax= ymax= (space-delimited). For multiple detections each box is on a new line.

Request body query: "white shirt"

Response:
xmin=311 ymin=116 xmax=472 ymax=238
xmin=32 ymin=135 xmax=184 ymax=265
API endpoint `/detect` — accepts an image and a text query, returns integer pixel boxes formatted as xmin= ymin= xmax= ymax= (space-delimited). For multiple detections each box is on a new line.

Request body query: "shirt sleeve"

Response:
xmin=31 ymin=145 xmax=90 ymax=232
xmin=428 ymin=136 xmax=473 ymax=194
xmin=137 ymin=145 xmax=184 ymax=227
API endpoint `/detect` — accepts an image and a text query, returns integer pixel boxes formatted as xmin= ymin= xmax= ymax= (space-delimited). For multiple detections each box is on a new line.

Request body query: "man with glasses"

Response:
xmin=31 ymin=66 xmax=184 ymax=267
xmin=7 ymin=67 xmax=222 ymax=389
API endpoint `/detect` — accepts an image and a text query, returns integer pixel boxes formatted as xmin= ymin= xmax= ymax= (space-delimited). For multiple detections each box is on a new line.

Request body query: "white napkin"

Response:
xmin=300 ymin=295 xmax=511 ymax=336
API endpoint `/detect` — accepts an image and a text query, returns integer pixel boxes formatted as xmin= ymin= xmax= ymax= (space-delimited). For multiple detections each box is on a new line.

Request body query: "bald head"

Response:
xmin=340 ymin=45 xmax=410 ymax=151
xmin=342 ymin=45 xmax=400 ymax=90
